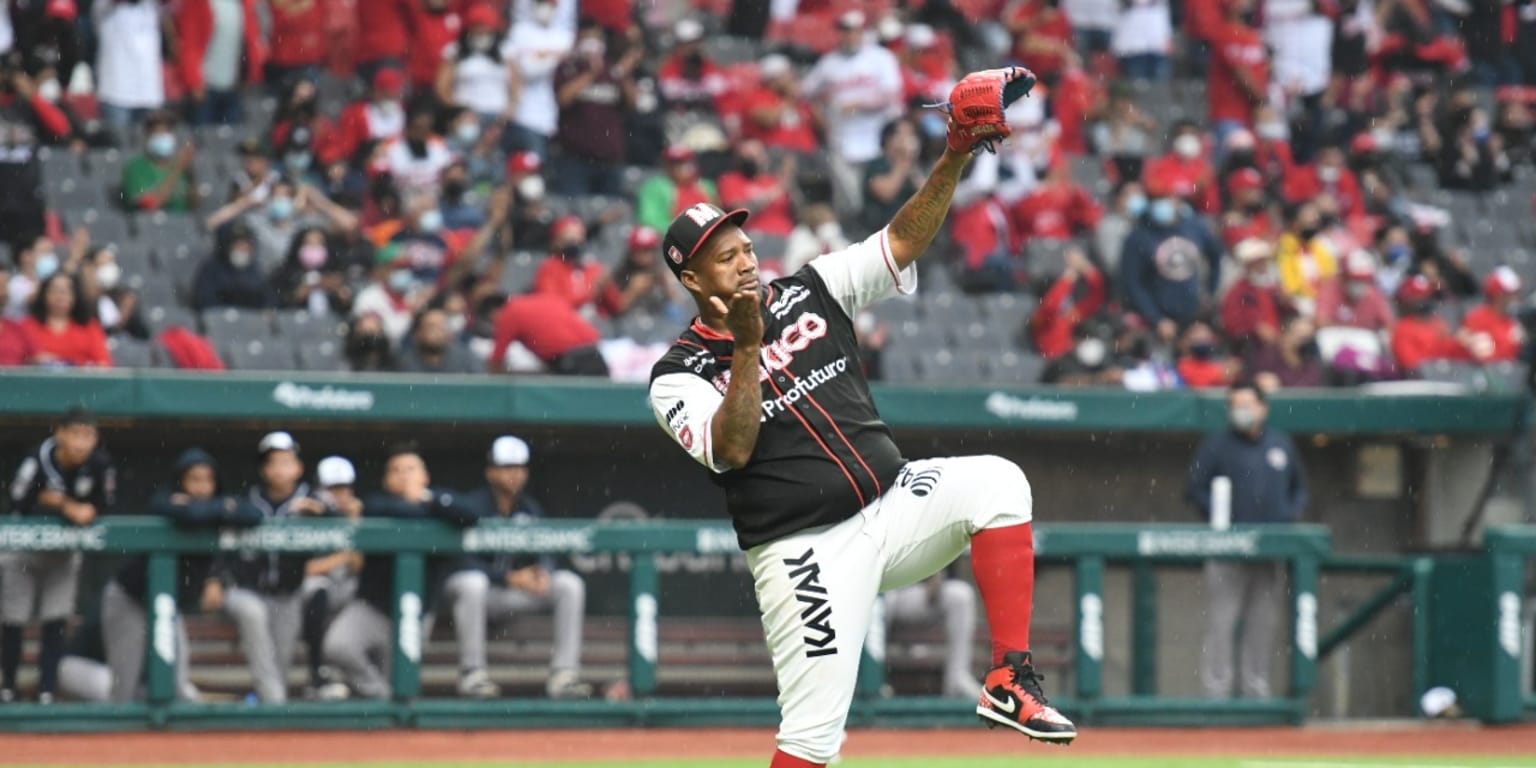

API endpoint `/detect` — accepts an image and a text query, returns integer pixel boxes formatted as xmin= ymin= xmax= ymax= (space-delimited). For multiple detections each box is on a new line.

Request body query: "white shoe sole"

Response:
xmin=976 ymin=704 xmax=1077 ymax=744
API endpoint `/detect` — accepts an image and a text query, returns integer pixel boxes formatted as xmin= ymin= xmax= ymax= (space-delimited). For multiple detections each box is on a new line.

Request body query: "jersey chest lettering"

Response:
xmin=759 ymin=312 xmax=829 ymax=381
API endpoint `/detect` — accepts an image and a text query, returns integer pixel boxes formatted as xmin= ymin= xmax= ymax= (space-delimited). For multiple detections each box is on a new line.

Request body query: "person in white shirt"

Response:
xmin=1064 ymin=0 xmax=1120 ymax=55
xmin=385 ymin=109 xmax=457 ymax=195
xmin=804 ymin=10 xmax=903 ymax=213
xmin=1265 ymin=0 xmax=1332 ymax=160
xmin=1112 ymin=0 xmax=1173 ymax=81
xmin=95 ymin=0 xmax=166 ymax=139
xmin=0 ymin=5 xmax=12 ymax=56
xmin=438 ymin=4 xmax=518 ymax=124
xmin=501 ymin=0 xmax=575 ymax=157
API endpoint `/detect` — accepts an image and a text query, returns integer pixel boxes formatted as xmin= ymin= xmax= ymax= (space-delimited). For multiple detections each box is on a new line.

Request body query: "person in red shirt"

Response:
xmin=895 ymin=24 xmax=954 ymax=105
xmin=531 ymin=217 xmax=606 ymax=312
xmin=739 ymin=54 xmax=820 ymax=154
xmin=1315 ymin=250 xmax=1395 ymax=332
xmin=20 ymin=273 xmax=111 ymax=368
xmin=658 ymin=18 xmax=728 ymax=113
xmin=173 ymin=0 xmax=266 ymax=124
xmin=1005 ymin=0 xmax=1078 ymax=84
xmin=1206 ymin=0 xmax=1269 ymax=130
xmin=356 ymin=0 xmax=415 ymax=84
xmin=1012 ymin=158 xmax=1103 ymax=240
xmin=1143 ymin=123 xmax=1219 ymax=213
xmin=408 ymin=0 xmax=464 ymax=91
xmin=1219 ymin=167 xmax=1277 ymax=248
xmin=1219 ymin=238 xmax=1286 ymax=353
xmin=1390 ymin=274 xmax=1472 ymax=372
xmin=490 ymin=291 xmax=607 ymax=375
xmin=335 ymin=69 xmax=409 ymax=166
xmin=717 ymin=140 xmax=795 ymax=237
xmin=267 ymin=0 xmax=330 ymax=91
xmin=1175 ymin=320 xmax=1235 ymax=388
xmin=1028 ymin=247 xmax=1105 ymax=359
xmin=1283 ymin=145 xmax=1363 ymax=221
xmin=1459 ymin=267 xmax=1525 ymax=363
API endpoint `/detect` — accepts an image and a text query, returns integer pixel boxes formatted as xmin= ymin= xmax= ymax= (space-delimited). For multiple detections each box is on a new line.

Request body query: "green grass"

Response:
xmin=27 ymin=759 xmax=1536 ymax=768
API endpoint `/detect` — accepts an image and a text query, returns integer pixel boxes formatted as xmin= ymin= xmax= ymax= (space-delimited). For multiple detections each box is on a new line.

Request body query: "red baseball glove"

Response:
xmin=934 ymin=66 xmax=1037 ymax=155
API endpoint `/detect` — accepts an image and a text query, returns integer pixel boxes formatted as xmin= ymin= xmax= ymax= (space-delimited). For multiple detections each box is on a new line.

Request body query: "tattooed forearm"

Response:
xmin=887 ymin=149 xmax=972 ymax=270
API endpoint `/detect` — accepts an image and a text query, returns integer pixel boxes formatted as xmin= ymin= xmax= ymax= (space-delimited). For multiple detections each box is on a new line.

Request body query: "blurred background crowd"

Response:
xmin=0 ymin=0 xmax=1532 ymax=389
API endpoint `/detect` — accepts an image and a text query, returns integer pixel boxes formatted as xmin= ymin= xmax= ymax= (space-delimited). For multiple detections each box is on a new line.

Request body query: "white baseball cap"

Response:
xmin=489 ymin=436 xmax=530 ymax=467
xmin=675 ymin=18 xmax=704 ymax=43
xmin=258 ymin=431 xmax=299 ymax=456
xmin=316 ymin=456 xmax=356 ymax=488
xmin=905 ymin=23 xmax=937 ymax=49
xmin=759 ymin=54 xmax=791 ymax=79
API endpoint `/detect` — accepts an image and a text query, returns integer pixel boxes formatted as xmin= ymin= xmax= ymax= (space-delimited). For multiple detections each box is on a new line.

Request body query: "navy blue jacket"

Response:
xmin=1185 ymin=427 xmax=1308 ymax=524
xmin=1119 ymin=214 xmax=1223 ymax=325
xmin=357 ymin=488 xmax=478 ymax=613
xmin=452 ymin=487 xmax=556 ymax=581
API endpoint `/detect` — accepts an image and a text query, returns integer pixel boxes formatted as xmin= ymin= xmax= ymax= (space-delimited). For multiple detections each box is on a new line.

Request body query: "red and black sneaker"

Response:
xmin=976 ymin=650 xmax=1077 ymax=744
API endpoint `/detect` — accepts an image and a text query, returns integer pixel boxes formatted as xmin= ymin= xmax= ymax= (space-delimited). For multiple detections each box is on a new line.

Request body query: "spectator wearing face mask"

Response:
xmin=436 ymin=4 xmax=516 ymax=125
xmin=1095 ymin=180 xmax=1145 ymax=275
xmin=1283 ymin=145 xmax=1361 ymax=221
xmin=531 ymin=216 xmax=606 ymax=313
xmin=636 ymin=145 xmax=717 ymax=234
xmin=804 ymin=11 xmax=904 ymax=212
xmin=353 ymin=244 xmax=430 ymax=343
xmin=658 ymin=18 xmax=726 ymax=112
xmin=501 ymin=0 xmax=574 ymax=157
xmin=397 ymin=305 xmax=478 ymax=373
xmin=718 ymin=140 xmax=795 ymax=238
xmin=335 ymin=69 xmax=409 ymax=168
xmin=1219 ymin=167 xmax=1276 ymax=248
xmin=81 ymin=245 xmax=146 ymax=340
xmin=1315 ymin=250 xmax=1394 ymax=332
xmin=1207 ymin=0 xmax=1268 ymax=141
xmin=1249 ymin=315 xmax=1323 ymax=388
xmin=207 ymin=178 xmax=359 ymax=272
xmin=1459 ymin=267 xmax=1526 ymax=364
xmin=444 ymin=108 xmax=501 ymax=187
xmin=1029 ymin=248 xmax=1106 ymax=360
xmin=270 ymin=227 xmax=356 ymax=316
xmin=1119 ymin=179 xmax=1225 ymax=345
xmin=552 ymin=21 xmax=642 ymax=197
xmin=784 ymin=204 xmax=852 ymax=277
xmin=121 ymin=113 xmax=199 ymax=213
xmin=1389 ymin=274 xmax=1474 ymax=372
xmin=94 ymin=0 xmax=165 ymax=137
xmin=592 ymin=226 xmax=681 ymax=319
xmin=172 ymin=0 xmax=265 ymax=126
xmin=345 ymin=312 xmax=396 ymax=372
xmin=1042 ymin=320 xmax=1121 ymax=385
xmin=509 ymin=170 xmax=556 ymax=253
xmin=5 ymin=235 xmax=58 ymax=319
xmin=1372 ymin=223 xmax=1414 ymax=296
xmin=385 ymin=106 xmax=456 ymax=195
xmin=490 ymin=289 xmax=607 ymax=375
xmin=1274 ymin=201 xmax=1337 ymax=309
xmin=740 ymin=54 xmax=819 ymax=155
xmin=1176 ymin=320 xmax=1236 ymax=388
xmin=1219 ymin=238 xmax=1286 ymax=354
xmin=1143 ymin=123 xmax=1218 ymax=214
xmin=386 ymin=195 xmax=455 ymax=286
xmin=193 ymin=222 xmax=276 ymax=311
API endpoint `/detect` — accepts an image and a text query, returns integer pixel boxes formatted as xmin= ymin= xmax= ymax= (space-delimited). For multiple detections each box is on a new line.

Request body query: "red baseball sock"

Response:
xmin=770 ymin=749 xmax=824 ymax=767
xmin=970 ymin=521 xmax=1035 ymax=666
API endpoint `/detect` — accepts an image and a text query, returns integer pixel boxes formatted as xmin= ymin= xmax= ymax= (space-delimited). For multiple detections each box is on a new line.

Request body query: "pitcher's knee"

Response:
xmin=972 ymin=455 xmax=1032 ymax=527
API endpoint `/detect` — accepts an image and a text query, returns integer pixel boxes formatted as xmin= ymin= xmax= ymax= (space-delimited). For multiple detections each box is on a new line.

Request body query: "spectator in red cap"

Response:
xmin=408 ymin=0 xmax=465 ymax=91
xmin=594 ymin=226 xmax=681 ymax=319
xmin=172 ymin=0 xmax=265 ymax=126
xmin=636 ymin=145 xmax=718 ymax=233
xmin=658 ymin=18 xmax=727 ymax=112
xmin=1219 ymin=238 xmax=1286 ymax=354
xmin=1315 ymin=250 xmax=1394 ymax=332
xmin=1029 ymin=247 xmax=1106 ymax=360
xmin=1143 ymin=122 xmax=1218 ymax=213
xmin=531 ymin=217 xmax=606 ymax=313
xmin=718 ymin=140 xmax=795 ymax=237
xmin=490 ymin=291 xmax=607 ymax=375
xmin=1207 ymin=0 xmax=1268 ymax=137
xmin=1283 ymin=145 xmax=1362 ymax=221
xmin=335 ymin=69 xmax=408 ymax=165
xmin=740 ymin=54 xmax=819 ymax=155
xmin=1459 ymin=267 xmax=1526 ymax=363
xmin=436 ymin=4 xmax=516 ymax=124
xmin=266 ymin=0 xmax=329 ymax=92
xmin=1012 ymin=158 xmax=1103 ymax=241
xmin=355 ymin=0 xmax=415 ymax=85
xmin=1389 ymin=274 xmax=1472 ymax=371
xmin=1219 ymin=167 xmax=1276 ymax=248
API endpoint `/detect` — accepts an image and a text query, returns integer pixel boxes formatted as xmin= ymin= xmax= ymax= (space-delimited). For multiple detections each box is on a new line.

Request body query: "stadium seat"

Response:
xmin=81 ymin=210 xmax=134 ymax=248
xmin=978 ymin=292 xmax=1038 ymax=332
xmin=1025 ymin=239 xmax=1075 ymax=280
xmin=133 ymin=274 xmax=181 ymax=311
xmin=894 ymin=318 xmax=951 ymax=348
xmin=113 ymin=247 xmax=156 ymax=278
xmin=139 ymin=213 xmax=202 ymax=249
xmin=922 ymin=291 xmax=983 ymax=326
xmin=868 ymin=296 xmax=920 ymax=325
xmin=143 ymin=304 xmax=200 ymax=335
xmin=297 ymin=339 xmax=348 ymax=372
xmin=226 ymin=338 xmax=297 ymax=371
xmin=926 ymin=348 xmax=989 ymax=383
xmin=881 ymin=346 xmax=924 ymax=383
xmin=274 ymin=310 xmax=347 ymax=341
xmin=46 ymin=176 xmax=108 ymax=211
xmin=107 ymin=337 xmax=157 ymax=368
xmin=989 ymin=350 xmax=1047 ymax=384
xmin=1416 ymin=360 xmax=1484 ymax=392
xmin=201 ymin=308 xmax=274 ymax=344
xmin=617 ymin=312 xmax=674 ymax=345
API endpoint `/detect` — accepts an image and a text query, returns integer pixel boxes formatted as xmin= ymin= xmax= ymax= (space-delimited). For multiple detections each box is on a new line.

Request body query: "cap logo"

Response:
xmin=668 ymin=245 xmax=684 ymax=265
xmin=684 ymin=203 xmax=722 ymax=227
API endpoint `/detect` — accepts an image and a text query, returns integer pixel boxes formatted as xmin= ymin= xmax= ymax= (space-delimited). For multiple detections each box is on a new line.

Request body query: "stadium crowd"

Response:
xmin=0 ymin=0 xmax=1530 ymax=388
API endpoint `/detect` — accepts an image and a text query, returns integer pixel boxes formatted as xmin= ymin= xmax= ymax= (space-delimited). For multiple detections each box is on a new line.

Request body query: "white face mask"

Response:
xmin=1173 ymin=134 xmax=1202 ymax=159
xmin=1318 ymin=165 xmax=1341 ymax=183
xmin=532 ymin=3 xmax=557 ymax=24
xmin=517 ymin=175 xmax=546 ymax=201
xmin=95 ymin=262 xmax=122 ymax=290
xmin=1230 ymin=405 xmax=1263 ymax=432
xmin=1256 ymin=121 xmax=1287 ymax=141
xmin=37 ymin=79 xmax=62 ymax=103
xmin=228 ymin=248 xmax=254 ymax=269
xmin=1075 ymin=337 xmax=1107 ymax=367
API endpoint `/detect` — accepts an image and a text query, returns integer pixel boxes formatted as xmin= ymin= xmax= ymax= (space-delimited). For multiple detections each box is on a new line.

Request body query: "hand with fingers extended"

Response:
xmin=937 ymin=66 xmax=1037 ymax=155
xmin=709 ymin=289 xmax=764 ymax=347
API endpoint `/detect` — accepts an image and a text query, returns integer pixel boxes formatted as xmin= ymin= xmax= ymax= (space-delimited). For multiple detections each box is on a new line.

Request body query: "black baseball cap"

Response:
xmin=662 ymin=203 xmax=750 ymax=280
xmin=59 ymin=406 xmax=96 ymax=428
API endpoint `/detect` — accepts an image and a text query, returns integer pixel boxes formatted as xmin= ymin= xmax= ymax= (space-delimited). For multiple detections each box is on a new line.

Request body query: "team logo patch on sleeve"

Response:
xmin=679 ymin=425 xmax=694 ymax=450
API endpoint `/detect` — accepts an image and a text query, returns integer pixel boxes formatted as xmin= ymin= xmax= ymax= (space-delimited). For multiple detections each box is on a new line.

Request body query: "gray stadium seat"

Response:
xmin=1025 ymin=239 xmax=1075 ymax=280
xmin=133 ymin=274 xmax=180 ymax=310
xmin=617 ymin=312 xmax=674 ymax=345
xmin=113 ymin=247 xmax=155 ymax=278
xmin=226 ymin=339 xmax=297 ymax=371
xmin=297 ymin=339 xmax=348 ymax=372
xmin=978 ymin=293 xmax=1038 ymax=331
xmin=46 ymin=176 xmax=108 ymax=211
xmin=143 ymin=304 xmax=199 ymax=335
xmin=202 ymin=308 xmax=273 ymax=344
xmin=989 ymin=350 xmax=1047 ymax=384
xmin=107 ymin=337 xmax=156 ymax=368
xmin=922 ymin=291 xmax=983 ymax=326
xmin=139 ymin=213 xmax=202 ymax=248
xmin=1416 ymin=360 xmax=1482 ymax=392
xmin=868 ymin=296 xmax=920 ymax=325
xmin=81 ymin=210 xmax=134 ymax=248
xmin=880 ymin=346 xmax=924 ymax=383
xmin=893 ymin=318 xmax=950 ymax=348
xmin=925 ymin=348 xmax=989 ymax=383
xmin=274 ymin=310 xmax=347 ymax=342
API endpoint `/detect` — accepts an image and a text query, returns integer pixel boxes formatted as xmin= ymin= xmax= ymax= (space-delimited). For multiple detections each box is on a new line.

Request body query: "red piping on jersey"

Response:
xmin=676 ymin=338 xmax=708 ymax=351
xmin=878 ymin=231 xmax=903 ymax=290
xmin=780 ymin=364 xmax=883 ymax=497
xmin=691 ymin=320 xmax=732 ymax=340
xmin=763 ymin=363 xmax=867 ymax=508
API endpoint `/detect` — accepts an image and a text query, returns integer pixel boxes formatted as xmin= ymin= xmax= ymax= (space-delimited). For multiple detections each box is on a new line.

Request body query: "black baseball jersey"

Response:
xmin=212 ymin=483 xmax=325 ymax=595
xmin=8 ymin=438 xmax=116 ymax=517
xmin=649 ymin=228 xmax=916 ymax=550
